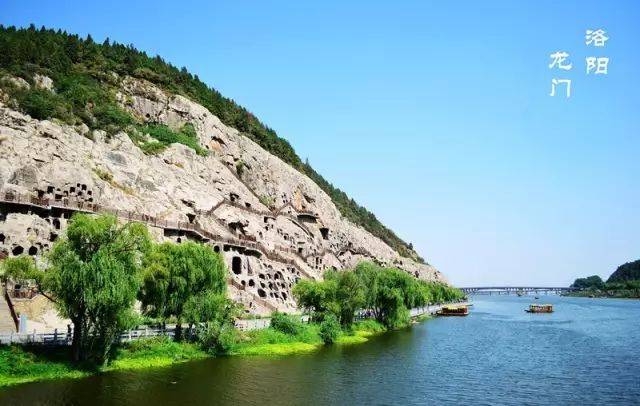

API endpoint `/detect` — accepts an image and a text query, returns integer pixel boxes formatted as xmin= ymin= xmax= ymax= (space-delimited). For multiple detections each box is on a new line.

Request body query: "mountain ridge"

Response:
xmin=0 ymin=24 xmax=424 ymax=263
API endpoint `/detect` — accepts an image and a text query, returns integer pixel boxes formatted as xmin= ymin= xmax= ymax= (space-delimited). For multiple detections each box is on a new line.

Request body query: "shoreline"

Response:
xmin=0 ymin=316 xmax=429 ymax=388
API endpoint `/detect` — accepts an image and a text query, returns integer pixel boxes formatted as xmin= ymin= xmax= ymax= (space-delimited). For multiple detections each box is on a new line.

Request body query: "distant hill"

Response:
xmin=571 ymin=275 xmax=604 ymax=289
xmin=607 ymin=259 xmax=640 ymax=283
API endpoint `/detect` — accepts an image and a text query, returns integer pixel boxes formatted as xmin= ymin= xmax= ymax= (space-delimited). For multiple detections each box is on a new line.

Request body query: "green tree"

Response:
xmin=607 ymin=259 xmax=640 ymax=283
xmin=45 ymin=214 xmax=150 ymax=365
xmin=0 ymin=255 xmax=42 ymax=285
xmin=329 ymin=270 xmax=366 ymax=326
xmin=292 ymin=278 xmax=338 ymax=319
xmin=138 ymin=241 xmax=227 ymax=341
xmin=319 ymin=313 xmax=341 ymax=344
xmin=183 ymin=289 xmax=239 ymax=353
xmin=571 ymin=275 xmax=605 ymax=289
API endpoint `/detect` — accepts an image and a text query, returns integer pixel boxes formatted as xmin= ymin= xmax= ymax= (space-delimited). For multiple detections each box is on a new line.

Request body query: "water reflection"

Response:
xmin=1 ymin=296 xmax=639 ymax=405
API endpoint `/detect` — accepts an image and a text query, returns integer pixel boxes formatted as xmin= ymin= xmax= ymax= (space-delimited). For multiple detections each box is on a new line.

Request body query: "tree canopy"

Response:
xmin=294 ymin=262 xmax=464 ymax=328
xmin=571 ymin=275 xmax=605 ymax=289
xmin=607 ymin=259 xmax=640 ymax=283
xmin=45 ymin=214 xmax=151 ymax=365
xmin=138 ymin=241 xmax=228 ymax=340
xmin=0 ymin=255 xmax=41 ymax=285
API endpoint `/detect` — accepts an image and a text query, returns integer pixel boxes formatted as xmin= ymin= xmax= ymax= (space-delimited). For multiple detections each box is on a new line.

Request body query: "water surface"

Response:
xmin=2 ymin=295 xmax=639 ymax=405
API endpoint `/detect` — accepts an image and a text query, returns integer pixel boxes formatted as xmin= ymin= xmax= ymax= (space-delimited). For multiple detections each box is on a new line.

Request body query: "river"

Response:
xmin=1 ymin=295 xmax=639 ymax=405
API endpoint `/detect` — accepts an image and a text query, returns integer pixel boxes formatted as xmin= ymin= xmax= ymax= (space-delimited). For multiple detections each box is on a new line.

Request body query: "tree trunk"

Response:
xmin=71 ymin=318 xmax=83 ymax=362
xmin=175 ymin=322 xmax=182 ymax=342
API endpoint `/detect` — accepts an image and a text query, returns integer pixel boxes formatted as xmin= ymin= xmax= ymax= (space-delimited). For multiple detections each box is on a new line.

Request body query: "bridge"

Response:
xmin=460 ymin=286 xmax=578 ymax=295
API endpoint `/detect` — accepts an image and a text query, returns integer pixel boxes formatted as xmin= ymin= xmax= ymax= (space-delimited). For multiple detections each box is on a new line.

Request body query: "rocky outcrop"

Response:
xmin=0 ymin=75 xmax=445 ymax=315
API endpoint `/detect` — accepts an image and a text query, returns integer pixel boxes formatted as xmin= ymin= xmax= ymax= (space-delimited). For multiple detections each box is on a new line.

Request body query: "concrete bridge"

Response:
xmin=460 ymin=286 xmax=578 ymax=295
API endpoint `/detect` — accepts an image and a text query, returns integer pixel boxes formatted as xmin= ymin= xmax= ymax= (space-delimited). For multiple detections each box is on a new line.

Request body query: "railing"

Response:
xmin=0 ymin=190 xmax=314 ymax=268
xmin=202 ymin=198 xmax=317 ymax=248
xmin=0 ymin=302 xmax=466 ymax=346
xmin=1 ymin=189 xmax=326 ymax=305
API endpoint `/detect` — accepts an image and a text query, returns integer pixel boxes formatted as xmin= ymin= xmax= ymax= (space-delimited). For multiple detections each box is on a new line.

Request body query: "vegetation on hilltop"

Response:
xmin=569 ymin=260 xmax=640 ymax=299
xmin=607 ymin=259 xmax=640 ymax=283
xmin=571 ymin=275 xmax=605 ymax=290
xmin=0 ymin=24 xmax=423 ymax=262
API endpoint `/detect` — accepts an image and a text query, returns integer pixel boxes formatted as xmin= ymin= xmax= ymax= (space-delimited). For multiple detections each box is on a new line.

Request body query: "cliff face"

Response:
xmin=0 ymin=75 xmax=444 ymax=315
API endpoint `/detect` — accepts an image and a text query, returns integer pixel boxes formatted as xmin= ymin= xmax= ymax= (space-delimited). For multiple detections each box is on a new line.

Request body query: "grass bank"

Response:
xmin=0 ymin=318 xmax=413 ymax=387
xmin=0 ymin=337 xmax=208 ymax=387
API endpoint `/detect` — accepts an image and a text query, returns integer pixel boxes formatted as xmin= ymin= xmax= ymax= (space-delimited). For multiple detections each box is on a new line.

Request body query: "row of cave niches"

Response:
xmin=0 ymin=211 xmax=62 ymax=258
xmin=231 ymin=256 xmax=297 ymax=302
xmin=36 ymin=184 xmax=96 ymax=203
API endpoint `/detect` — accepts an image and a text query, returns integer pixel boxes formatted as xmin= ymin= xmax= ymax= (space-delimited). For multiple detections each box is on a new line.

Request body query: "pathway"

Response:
xmin=0 ymin=288 xmax=17 ymax=333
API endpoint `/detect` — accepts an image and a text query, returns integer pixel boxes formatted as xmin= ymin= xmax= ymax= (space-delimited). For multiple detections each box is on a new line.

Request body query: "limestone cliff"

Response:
xmin=0 ymin=75 xmax=444 ymax=315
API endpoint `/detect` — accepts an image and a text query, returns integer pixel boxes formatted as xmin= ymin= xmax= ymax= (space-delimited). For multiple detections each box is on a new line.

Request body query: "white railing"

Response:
xmin=0 ymin=303 xmax=466 ymax=346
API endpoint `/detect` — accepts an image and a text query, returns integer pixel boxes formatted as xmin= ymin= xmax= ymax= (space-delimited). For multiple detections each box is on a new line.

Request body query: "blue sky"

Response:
xmin=2 ymin=0 xmax=638 ymax=286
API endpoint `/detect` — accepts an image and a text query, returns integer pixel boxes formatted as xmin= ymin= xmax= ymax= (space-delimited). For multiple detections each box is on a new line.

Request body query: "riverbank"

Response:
xmin=563 ymin=289 xmax=640 ymax=299
xmin=0 ymin=318 xmax=395 ymax=387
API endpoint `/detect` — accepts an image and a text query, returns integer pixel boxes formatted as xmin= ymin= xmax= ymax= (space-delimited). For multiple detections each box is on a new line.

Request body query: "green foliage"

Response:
xmin=319 ymin=313 xmax=341 ymax=344
xmin=258 ymin=194 xmax=275 ymax=209
xmin=92 ymin=167 xmax=113 ymax=182
xmin=229 ymin=322 xmax=322 ymax=355
xmin=607 ymin=259 xmax=640 ymax=283
xmin=270 ymin=311 xmax=305 ymax=336
xmin=138 ymin=241 xmax=227 ymax=341
xmin=93 ymin=103 xmax=134 ymax=134
xmin=44 ymin=214 xmax=151 ymax=365
xmin=133 ymin=123 xmax=208 ymax=156
xmin=0 ymin=255 xmax=42 ymax=285
xmin=0 ymin=338 xmax=208 ymax=387
xmin=0 ymin=24 xmax=421 ymax=262
xmin=327 ymin=270 xmax=367 ymax=326
xmin=571 ymin=275 xmax=605 ymax=289
xmin=110 ymin=336 xmax=207 ymax=370
xmin=568 ymin=259 xmax=640 ymax=298
xmin=184 ymin=290 xmax=240 ymax=354
xmin=295 ymin=261 xmax=464 ymax=329
xmin=15 ymin=88 xmax=67 ymax=120
xmin=0 ymin=346 xmax=89 ymax=387
xmin=235 ymin=160 xmax=245 ymax=178
xmin=292 ymin=278 xmax=339 ymax=319
xmin=353 ymin=319 xmax=386 ymax=334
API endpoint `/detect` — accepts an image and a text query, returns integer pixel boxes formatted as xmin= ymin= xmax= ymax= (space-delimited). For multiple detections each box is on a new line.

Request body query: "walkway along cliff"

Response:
xmin=0 ymin=74 xmax=445 ymax=316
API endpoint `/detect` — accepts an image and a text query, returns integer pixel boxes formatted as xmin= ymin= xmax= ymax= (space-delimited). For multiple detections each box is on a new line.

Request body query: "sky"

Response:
xmin=2 ymin=0 xmax=638 ymax=286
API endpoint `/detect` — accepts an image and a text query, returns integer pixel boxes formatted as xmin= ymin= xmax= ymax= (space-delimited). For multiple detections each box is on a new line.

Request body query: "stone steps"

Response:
xmin=0 ymin=289 xmax=17 ymax=333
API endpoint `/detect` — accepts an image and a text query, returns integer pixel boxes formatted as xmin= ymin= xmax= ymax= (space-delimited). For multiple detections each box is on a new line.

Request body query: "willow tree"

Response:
xmin=0 ymin=254 xmax=42 ymax=285
xmin=45 ymin=214 xmax=150 ymax=364
xmin=138 ymin=241 xmax=227 ymax=341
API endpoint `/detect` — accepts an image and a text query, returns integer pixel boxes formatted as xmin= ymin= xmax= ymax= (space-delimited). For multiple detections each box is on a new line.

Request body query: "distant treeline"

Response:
xmin=0 ymin=24 xmax=423 ymax=263
xmin=569 ymin=259 xmax=640 ymax=298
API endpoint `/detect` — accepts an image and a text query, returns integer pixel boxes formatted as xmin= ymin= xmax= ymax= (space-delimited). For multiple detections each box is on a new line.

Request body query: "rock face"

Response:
xmin=0 ymin=76 xmax=445 ymax=315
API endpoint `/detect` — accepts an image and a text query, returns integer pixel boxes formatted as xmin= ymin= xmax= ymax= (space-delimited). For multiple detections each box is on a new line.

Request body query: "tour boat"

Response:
xmin=437 ymin=305 xmax=469 ymax=316
xmin=525 ymin=304 xmax=553 ymax=313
